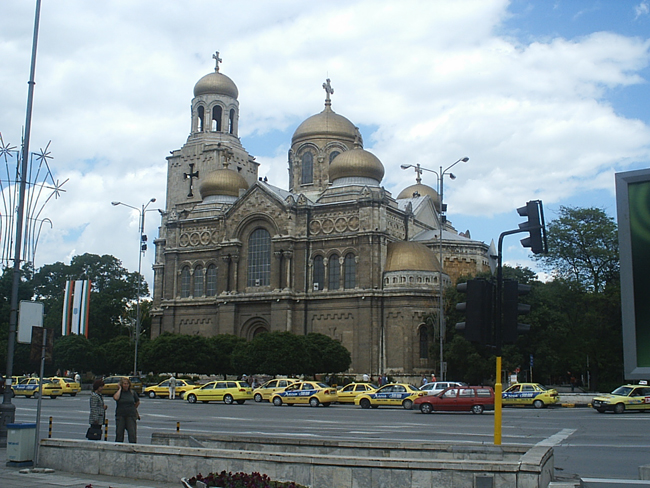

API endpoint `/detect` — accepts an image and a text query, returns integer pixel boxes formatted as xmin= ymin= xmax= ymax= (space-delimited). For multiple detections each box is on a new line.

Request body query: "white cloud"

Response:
xmin=1 ymin=0 xmax=649 ymax=284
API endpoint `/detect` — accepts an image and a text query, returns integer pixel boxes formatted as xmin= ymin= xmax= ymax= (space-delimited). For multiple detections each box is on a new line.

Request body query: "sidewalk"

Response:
xmin=0 ymin=446 xmax=181 ymax=488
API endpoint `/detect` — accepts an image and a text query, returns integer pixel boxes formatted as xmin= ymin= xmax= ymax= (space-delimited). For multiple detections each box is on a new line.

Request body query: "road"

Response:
xmin=10 ymin=394 xmax=650 ymax=482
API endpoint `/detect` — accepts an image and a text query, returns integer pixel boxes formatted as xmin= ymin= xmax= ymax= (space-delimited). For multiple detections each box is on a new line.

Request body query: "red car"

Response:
xmin=413 ymin=386 xmax=495 ymax=414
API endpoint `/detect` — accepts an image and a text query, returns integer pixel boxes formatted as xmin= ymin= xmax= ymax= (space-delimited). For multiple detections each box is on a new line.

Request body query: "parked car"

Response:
xmin=592 ymin=384 xmax=650 ymax=414
xmin=253 ymin=378 xmax=299 ymax=402
xmin=354 ymin=383 xmax=424 ymax=410
xmin=419 ymin=381 xmax=467 ymax=395
xmin=502 ymin=383 xmax=558 ymax=408
xmin=271 ymin=381 xmax=337 ymax=407
xmin=12 ymin=378 xmax=62 ymax=399
xmin=185 ymin=380 xmax=253 ymax=404
xmin=414 ymin=386 xmax=495 ymax=414
xmin=101 ymin=376 xmax=144 ymax=396
xmin=337 ymin=382 xmax=378 ymax=403
xmin=49 ymin=377 xmax=82 ymax=396
xmin=144 ymin=379 xmax=197 ymax=399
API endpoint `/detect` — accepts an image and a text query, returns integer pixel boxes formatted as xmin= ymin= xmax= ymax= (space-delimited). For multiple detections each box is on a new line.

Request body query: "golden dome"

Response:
xmin=329 ymin=148 xmax=385 ymax=183
xmin=292 ymin=106 xmax=358 ymax=143
xmin=397 ymin=183 xmax=441 ymax=209
xmin=199 ymin=168 xmax=249 ymax=199
xmin=385 ymin=241 xmax=441 ymax=272
xmin=194 ymin=71 xmax=239 ymax=99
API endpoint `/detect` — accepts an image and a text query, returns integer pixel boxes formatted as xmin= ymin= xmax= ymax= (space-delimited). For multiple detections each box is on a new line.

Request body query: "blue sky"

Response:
xmin=1 ymin=0 xmax=649 ymax=285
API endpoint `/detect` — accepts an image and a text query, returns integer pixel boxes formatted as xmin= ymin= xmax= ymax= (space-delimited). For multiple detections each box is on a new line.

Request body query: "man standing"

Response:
xmin=169 ymin=374 xmax=177 ymax=400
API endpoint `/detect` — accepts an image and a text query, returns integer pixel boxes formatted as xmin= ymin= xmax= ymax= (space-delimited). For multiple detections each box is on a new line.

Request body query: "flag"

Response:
xmin=62 ymin=279 xmax=91 ymax=337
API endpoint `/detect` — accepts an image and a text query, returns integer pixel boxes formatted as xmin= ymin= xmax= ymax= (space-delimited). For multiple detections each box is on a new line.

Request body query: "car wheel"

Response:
xmin=596 ymin=408 xmax=606 ymax=413
xmin=402 ymin=399 xmax=413 ymax=410
xmin=322 ymin=402 xmax=331 ymax=407
xmin=236 ymin=399 xmax=245 ymax=405
xmin=149 ymin=391 xmax=157 ymax=399
xmin=70 ymin=393 xmax=77 ymax=397
xmin=533 ymin=399 xmax=544 ymax=409
xmin=224 ymin=394 xmax=234 ymax=405
xmin=309 ymin=397 xmax=320 ymax=407
xmin=32 ymin=392 xmax=39 ymax=399
xmin=420 ymin=403 xmax=433 ymax=414
xmin=472 ymin=404 xmax=484 ymax=414
xmin=614 ymin=403 xmax=625 ymax=414
xmin=360 ymin=398 xmax=371 ymax=409
xmin=50 ymin=395 xmax=57 ymax=399
xmin=273 ymin=396 xmax=283 ymax=406
xmin=254 ymin=393 xmax=263 ymax=403
xmin=371 ymin=405 xmax=379 ymax=409
xmin=187 ymin=394 xmax=197 ymax=404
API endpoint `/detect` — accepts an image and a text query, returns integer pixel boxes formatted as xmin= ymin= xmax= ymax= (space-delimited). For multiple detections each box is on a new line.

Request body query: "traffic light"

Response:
xmin=502 ymin=280 xmax=531 ymax=344
xmin=455 ymin=279 xmax=493 ymax=344
xmin=517 ymin=200 xmax=546 ymax=254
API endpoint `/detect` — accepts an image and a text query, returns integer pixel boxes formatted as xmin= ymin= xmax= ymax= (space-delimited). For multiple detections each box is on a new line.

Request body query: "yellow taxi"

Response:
xmin=12 ymin=377 xmax=63 ymax=399
xmin=337 ymin=382 xmax=377 ymax=403
xmin=144 ymin=378 xmax=197 ymax=399
xmin=185 ymin=380 xmax=252 ymax=404
xmin=253 ymin=378 xmax=298 ymax=402
xmin=271 ymin=381 xmax=338 ymax=407
xmin=592 ymin=384 xmax=650 ymax=414
xmin=354 ymin=383 xmax=423 ymax=410
xmin=502 ymin=382 xmax=559 ymax=408
xmin=49 ymin=377 xmax=82 ymax=396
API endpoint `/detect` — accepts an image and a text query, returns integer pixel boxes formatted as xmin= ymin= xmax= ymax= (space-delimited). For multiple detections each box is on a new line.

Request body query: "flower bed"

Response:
xmin=185 ymin=471 xmax=308 ymax=488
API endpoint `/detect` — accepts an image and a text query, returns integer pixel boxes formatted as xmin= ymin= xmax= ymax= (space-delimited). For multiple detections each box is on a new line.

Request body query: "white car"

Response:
xmin=419 ymin=381 xmax=466 ymax=395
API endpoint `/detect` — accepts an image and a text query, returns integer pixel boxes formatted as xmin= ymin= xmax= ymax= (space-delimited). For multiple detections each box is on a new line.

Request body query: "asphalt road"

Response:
xmin=9 ymin=393 xmax=650 ymax=482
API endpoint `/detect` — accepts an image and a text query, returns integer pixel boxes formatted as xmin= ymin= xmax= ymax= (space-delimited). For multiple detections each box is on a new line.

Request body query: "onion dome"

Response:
xmin=385 ymin=241 xmax=441 ymax=273
xmin=199 ymin=168 xmax=249 ymax=200
xmin=397 ymin=183 xmax=441 ymax=210
xmin=194 ymin=71 xmax=239 ymax=99
xmin=329 ymin=148 xmax=384 ymax=183
xmin=292 ymin=105 xmax=358 ymax=143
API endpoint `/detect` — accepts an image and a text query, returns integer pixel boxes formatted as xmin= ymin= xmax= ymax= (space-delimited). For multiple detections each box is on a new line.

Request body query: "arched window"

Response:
xmin=228 ymin=109 xmax=235 ymax=134
xmin=329 ymin=150 xmax=340 ymax=163
xmin=212 ymin=106 xmax=222 ymax=131
xmin=344 ymin=253 xmax=356 ymax=289
xmin=247 ymin=228 xmax=271 ymax=287
xmin=206 ymin=264 xmax=217 ymax=296
xmin=313 ymin=255 xmax=324 ymax=291
xmin=194 ymin=266 xmax=204 ymax=297
xmin=328 ymin=254 xmax=340 ymax=290
xmin=197 ymin=106 xmax=205 ymax=132
xmin=301 ymin=152 xmax=313 ymax=184
xmin=419 ymin=326 xmax=429 ymax=359
xmin=180 ymin=266 xmax=191 ymax=298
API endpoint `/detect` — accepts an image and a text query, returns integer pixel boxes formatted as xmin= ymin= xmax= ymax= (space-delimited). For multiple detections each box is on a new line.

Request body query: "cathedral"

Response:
xmin=150 ymin=55 xmax=490 ymax=376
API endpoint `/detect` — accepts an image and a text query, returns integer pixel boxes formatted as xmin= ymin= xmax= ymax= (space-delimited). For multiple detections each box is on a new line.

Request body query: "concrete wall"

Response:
xmin=38 ymin=435 xmax=554 ymax=488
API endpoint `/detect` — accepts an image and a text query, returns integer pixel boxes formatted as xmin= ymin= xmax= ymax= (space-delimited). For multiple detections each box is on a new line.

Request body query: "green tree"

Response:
xmin=303 ymin=333 xmax=351 ymax=376
xmin=536 ymin=206 xmax=618 ymax=292
xmin=208 ymin=334 xmax=247 ymax=377
xmin=141 ymin=333 xmax=213 ymax=374
xmin=53 ymin=334 xmax=95 ymax=373
xmin=232 ymin=332 xmax=308 ymax=376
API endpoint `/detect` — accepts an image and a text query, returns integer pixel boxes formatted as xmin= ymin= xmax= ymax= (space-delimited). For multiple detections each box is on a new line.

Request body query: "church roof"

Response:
xmin=194 ymin=71 xmax=239 ymax=99
xmin=329 ymin=148 xmax=385 ymax=183
xmin=199 ymin=168 xmax=249 ymax=199
xmin=385 ymin=241 xmax=442 ymax=272
xmin=397 ymin=183 xmax=440 ymax=211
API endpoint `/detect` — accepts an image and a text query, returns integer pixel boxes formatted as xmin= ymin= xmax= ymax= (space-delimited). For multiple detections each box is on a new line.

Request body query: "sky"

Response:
xmin=1 ymin=0 xmax=649 ymax=289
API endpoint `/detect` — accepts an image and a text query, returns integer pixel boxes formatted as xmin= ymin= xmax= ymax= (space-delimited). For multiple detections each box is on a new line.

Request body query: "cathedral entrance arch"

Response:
xmin=241 ymin=318 xmax=270 ymax=341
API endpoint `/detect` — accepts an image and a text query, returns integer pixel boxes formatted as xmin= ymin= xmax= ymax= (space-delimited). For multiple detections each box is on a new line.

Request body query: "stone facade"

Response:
xmin=151 ymin=57 xmax=490 ymax=376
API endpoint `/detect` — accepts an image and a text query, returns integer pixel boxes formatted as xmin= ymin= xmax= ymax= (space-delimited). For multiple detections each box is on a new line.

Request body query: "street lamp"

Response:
xmin=112 ymin=197 xmax=156 ymax=375
xmin=401 ymin=157 xmax=469 ymax=380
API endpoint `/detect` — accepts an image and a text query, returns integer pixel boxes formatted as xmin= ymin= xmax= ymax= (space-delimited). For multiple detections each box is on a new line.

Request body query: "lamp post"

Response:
xmin=401 ymin=157 xmax=468 ymax=380
xmin=112 ymin=198 xmax=156 ymax=375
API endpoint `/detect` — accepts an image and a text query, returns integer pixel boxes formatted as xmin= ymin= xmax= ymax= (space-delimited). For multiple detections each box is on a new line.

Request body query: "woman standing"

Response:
xmin=88 ymin=379 xmax=107 ymax=439
xmin=113 ymin=377 xmax=140 ymax=443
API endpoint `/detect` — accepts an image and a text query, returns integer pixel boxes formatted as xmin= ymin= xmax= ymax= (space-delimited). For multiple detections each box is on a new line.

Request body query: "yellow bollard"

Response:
xmin=177 ymin=421 xmax=180 ymax=432
xmin=494 ymin=356 xmax=502 ymax=445
xmin=48 ymin=416 xmax=53 ymax=438
xmin=104 ymin=418 xmax=109 ymax=441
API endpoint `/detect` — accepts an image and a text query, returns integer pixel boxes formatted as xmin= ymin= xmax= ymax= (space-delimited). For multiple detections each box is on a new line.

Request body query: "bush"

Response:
xmin=188 ymin=471 xmax=307 ymax=488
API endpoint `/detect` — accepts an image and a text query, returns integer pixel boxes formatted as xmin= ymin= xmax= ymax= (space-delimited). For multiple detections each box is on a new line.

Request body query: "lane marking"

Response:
xmin=535 ymin=428 xmax=576 ymax=447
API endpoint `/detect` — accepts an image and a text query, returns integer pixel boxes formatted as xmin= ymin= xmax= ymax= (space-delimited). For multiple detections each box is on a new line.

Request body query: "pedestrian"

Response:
xmin=75 ymin=372 xmax=81 ymax=384
xmin=421 ymin=375 xmax=428 ymax=386
xmin=169 ymin=374 xmax=177 ymax=400
xmin=113 ymin=377 xmax=140 ymax=443
xmin=362 ymin=373 xmax=370 ymax=382
xmin=570 ymin=375 xmax=577 ymax=393
xmin=381 ymin=373 xmax=388 ymax=385
xmin=431 ymin=373 xmax=437 ymax=383
xmin=88 ymin=379 xmax=106 ymax=440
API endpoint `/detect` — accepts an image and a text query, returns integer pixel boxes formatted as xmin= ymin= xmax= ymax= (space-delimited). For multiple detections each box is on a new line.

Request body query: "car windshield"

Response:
xmin=537 ymin=384 xmax=549 ymax=391
xmin=612 ymin=386 xmax=633 ymax=396
xmin=316 ymin=382 xmax=330 ymax=389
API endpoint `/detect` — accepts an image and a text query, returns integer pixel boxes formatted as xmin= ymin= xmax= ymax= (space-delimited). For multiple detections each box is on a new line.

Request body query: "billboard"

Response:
xmin=616 ymin=168 xmax=650 ymax=379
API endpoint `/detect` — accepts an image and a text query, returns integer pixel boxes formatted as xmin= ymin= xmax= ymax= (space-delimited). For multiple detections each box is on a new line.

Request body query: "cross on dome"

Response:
xmin=322 ymin=78 xmax=334 ymax=106
xmin=213 ymin=51 xmax=222 ymax=72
